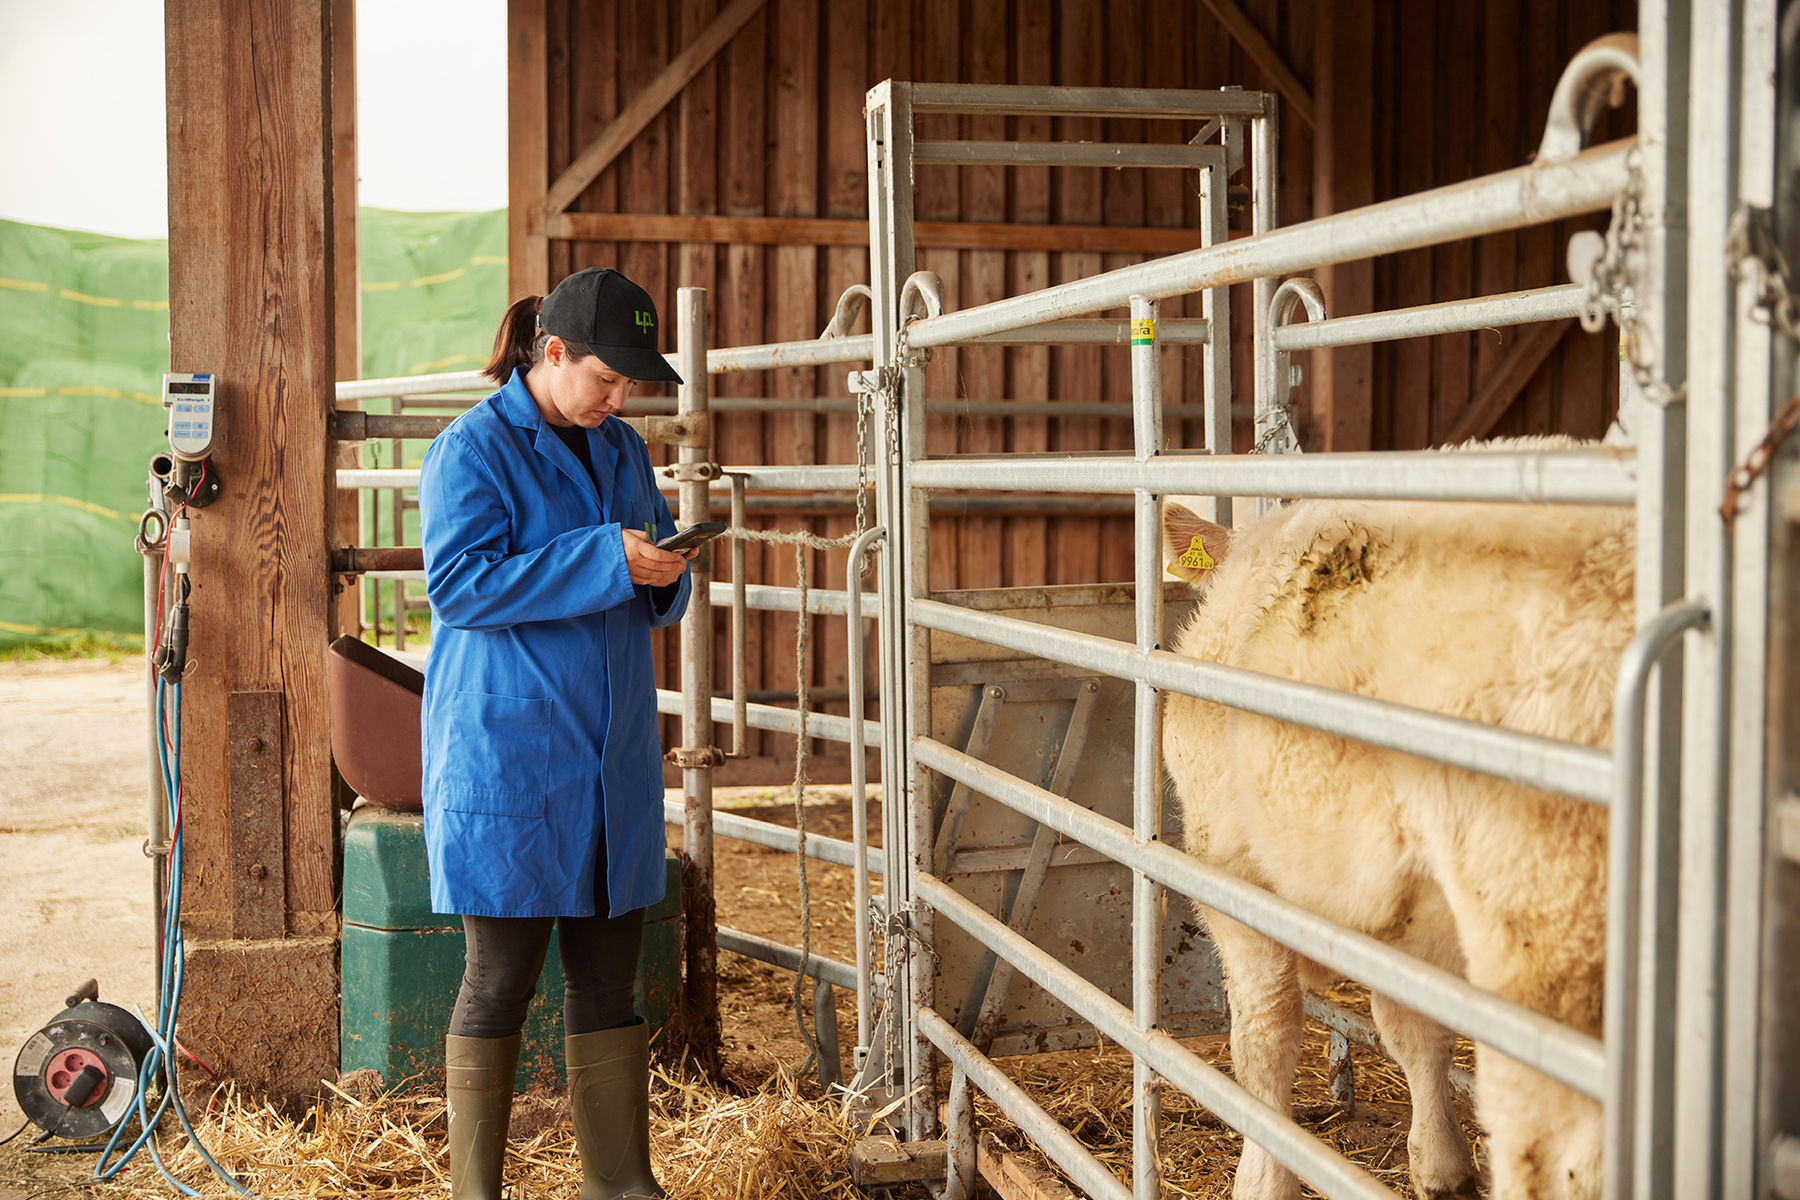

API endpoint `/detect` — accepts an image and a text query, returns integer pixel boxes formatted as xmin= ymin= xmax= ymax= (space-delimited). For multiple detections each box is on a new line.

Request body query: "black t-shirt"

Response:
xmin=550 ymin=420 xmax=596 ymax=483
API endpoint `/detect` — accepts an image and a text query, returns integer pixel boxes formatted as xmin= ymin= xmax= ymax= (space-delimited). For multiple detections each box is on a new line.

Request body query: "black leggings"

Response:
xmin=450 ymin=907 xmax=646 ymax=1038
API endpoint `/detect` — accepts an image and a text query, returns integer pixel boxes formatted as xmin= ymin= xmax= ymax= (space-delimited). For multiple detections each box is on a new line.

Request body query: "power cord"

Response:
xmin=87 ymin=464 xmax=258 ymax=1198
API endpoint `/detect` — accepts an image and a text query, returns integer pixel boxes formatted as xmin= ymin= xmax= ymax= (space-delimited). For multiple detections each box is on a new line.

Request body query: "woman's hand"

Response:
xmin=620 ymin=528 xmax=697 ymax=588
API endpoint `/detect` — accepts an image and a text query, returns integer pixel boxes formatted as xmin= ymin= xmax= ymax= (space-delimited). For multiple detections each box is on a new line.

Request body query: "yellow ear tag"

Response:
xmin=1176 ymin=535 xmax=1215 ymax=572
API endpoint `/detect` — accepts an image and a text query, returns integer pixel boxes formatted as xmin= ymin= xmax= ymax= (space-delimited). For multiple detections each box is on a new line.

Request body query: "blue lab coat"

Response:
xmin=418 ymin=368 xmax=688 ymax=918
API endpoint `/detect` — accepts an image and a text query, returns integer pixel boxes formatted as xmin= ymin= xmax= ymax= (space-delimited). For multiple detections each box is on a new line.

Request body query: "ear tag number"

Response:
xmin=1176 ymin=535 xmax=1215 ymax=572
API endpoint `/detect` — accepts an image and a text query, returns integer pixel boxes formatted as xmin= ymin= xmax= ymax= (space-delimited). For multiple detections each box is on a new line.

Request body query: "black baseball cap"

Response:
xmin=538 ymin=267 xmax=683 ymax=384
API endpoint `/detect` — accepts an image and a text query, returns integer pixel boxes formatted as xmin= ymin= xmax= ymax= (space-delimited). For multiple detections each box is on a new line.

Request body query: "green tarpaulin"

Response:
xmin=0 ymin=209 xmax=505 ymax=647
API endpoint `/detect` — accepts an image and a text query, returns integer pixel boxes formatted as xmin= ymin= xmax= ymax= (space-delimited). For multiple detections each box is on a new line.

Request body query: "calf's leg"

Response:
xmin=1208 ymin=910 xmax=1305 ymax=1200
xmin=1369 ymin=991 xmax=1478 ymax=1198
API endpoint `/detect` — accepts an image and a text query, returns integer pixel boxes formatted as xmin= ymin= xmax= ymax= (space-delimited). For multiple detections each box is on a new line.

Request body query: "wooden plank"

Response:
xmin=507 ymin=0 xmax=551 ymax=297
xmin=1312 ymin=0 xmax=1375 ymax=451
xmin=720 ymin=3 xmax=768 ymax=756
xmin=819 ymin=0 xmax=870 ymax=732
xmin=1389 ymin=0 xmax=1434 ymax=450
xmin=1466 ymin=0 xmax=1520 ymax=445
xmin=976 ymin=1130 xmax=1081 ymax=1200
xmin=850 ymin=1136 xmax=949 ymax=1186
xmin=331 ymin=0 xmax=362 ymax=640
xmin=547 ymin=211 xmax=1213 ymax=254
xmin=1100 ymin=3 xmax=1144 ymax=583
xmin=770 ymin=0 xmax=820 ymax=762
xmin=1198 ymin=0 xmax=1316 ymax=129
xmin=1007 ymin=0 xmax=1052 ymax=589
xmin=1440 ymin=319 xmax=1574 ymax=445
xmin=227 ymin=691 xmax=286 ymax=940
xmin=164 ymin=0 xmax=337 ymax=1092
xmin=958 ymin=0 xmax=1007 ymax=592
xmin=921 ymin=0 xmax=962 ymax=592
xmin=542 ymin=0 xmax=769 ymax=216
xmin=1428 ymin=0 xmax=1476 ymax=447
xmin=566 ymin=2 xmax=620 ymax=278
xmin=1053 ymin=0 xmax=1103 ymax=587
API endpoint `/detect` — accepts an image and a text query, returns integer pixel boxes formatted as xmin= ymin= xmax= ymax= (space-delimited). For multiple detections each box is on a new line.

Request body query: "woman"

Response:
xmin=419 ymin=266 xmax=697 ymax=1200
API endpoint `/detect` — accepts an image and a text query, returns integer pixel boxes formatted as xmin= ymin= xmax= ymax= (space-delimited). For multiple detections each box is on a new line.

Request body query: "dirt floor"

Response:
xmin=0 ymin=657 xmax=1478 ymax=1200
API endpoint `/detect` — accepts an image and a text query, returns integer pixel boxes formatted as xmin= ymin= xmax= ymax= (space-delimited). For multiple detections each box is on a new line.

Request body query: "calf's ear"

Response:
xmin=1163 ymin=502 xmax=1231 ymax=585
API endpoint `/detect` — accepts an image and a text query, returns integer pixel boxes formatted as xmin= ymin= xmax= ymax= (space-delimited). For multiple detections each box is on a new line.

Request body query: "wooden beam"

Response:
xmin=544 ymin=211 xmax=1210 ymax=255
xmin=1312 ymin=0 xmax=1375 ymax=450
xmin=331 ymin=0 xmax=361 ymax=641
xmin=507 ymin=0 xmax=550 ymax=297
xmin=541 ymin=0 xmax=767 ymax=217
xmin=164 ymin=0 xmax=337 ymax=1100
xmin=1440 ymin=319 xmax=1573 ymax=445
xmin=1199 ymin=0 xmax=1315 ymax=130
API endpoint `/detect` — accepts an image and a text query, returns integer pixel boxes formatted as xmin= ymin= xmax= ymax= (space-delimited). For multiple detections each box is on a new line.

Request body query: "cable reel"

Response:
xmin=13 ymin=980 xmax=154 ymax=1141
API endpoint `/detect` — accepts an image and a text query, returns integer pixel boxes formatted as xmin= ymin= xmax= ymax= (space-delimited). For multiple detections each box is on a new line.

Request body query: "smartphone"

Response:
xmin=655 ymin=520 xmax=728 ymax=552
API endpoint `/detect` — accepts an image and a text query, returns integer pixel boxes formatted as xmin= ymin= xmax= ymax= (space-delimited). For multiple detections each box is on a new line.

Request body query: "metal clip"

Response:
xmin=664 ymin=746 xmax=726 ymax=769
xmin=662 ymin=461 xmax=721 ymax=483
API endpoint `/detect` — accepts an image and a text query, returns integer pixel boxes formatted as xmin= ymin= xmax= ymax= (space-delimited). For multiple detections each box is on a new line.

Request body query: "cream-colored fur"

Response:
xmin=1162 ymin=439 xmax=1630 ymax=1200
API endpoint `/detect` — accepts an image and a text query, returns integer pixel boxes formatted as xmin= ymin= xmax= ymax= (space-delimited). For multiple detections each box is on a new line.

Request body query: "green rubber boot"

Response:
xmin=567 ymin=1022 xmax=665 ymax=1200
xmin=445 ymin=1033 xmax=520 ymax=1200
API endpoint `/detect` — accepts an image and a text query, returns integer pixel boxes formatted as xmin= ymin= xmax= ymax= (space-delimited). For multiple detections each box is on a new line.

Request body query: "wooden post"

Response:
xmin=163 ymin=0 xmax=339 ymax=1101
xmin=509 ymin=0 xmax=551 ymax=299
xmin=1312 ymin=0 xmax=1376 ymax=451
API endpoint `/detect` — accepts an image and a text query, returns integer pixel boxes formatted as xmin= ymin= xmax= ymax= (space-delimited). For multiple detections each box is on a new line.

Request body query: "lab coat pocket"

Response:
xmin=441 ymin=690 xmax=552 ymax=817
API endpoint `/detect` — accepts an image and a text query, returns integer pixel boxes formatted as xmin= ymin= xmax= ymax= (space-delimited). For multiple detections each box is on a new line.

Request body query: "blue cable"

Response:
xmin=91 ymin=678 xmax=260 ymax=1198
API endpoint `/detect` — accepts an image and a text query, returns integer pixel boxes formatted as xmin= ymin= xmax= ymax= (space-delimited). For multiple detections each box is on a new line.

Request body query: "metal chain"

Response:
xmin=1578 ymin=150 xmax=1688 ymax=409
xmin=1727 ymin=204 xmax=1800 ymax=342
xmin=1250 ymin=405 xmax=1296 ymax=456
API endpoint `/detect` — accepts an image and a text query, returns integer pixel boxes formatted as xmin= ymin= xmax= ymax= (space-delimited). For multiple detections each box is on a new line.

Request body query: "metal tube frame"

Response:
xmin=854 ymin=56 xmax=1739 ymax=1200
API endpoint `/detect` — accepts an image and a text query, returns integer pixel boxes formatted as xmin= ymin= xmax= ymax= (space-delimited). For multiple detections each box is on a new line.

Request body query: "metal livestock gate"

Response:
xmin=838 ymin=7 xmax=1800 ymax=1199
xmin=327 ymin=4 xmax=1800 ymax=1193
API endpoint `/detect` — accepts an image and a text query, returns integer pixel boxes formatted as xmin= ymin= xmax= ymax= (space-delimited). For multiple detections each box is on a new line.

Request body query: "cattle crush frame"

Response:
xmin=326 ymin=5 xmax=1800 ymax=1195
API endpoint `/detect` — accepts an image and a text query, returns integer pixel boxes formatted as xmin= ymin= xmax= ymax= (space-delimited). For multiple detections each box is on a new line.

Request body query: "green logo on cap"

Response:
xmin=635 ymin=309 xmax=653 ymax=332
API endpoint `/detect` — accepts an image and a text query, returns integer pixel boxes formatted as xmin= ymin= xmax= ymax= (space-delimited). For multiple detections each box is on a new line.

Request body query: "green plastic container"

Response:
xmin=340 ymin=807 xmax=682 ymax=1093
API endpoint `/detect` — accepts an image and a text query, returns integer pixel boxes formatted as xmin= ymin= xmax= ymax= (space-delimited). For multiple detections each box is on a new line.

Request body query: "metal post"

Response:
xmin=1719 ymin=4 xmax=1778 ymax=1194
xmin=676 ymin=288 xmax=720 ymax=1075
xmin=846 ymin=525 xmax=887 ymax=1064
xmin=1200 ymin=143 xmax=1232 ymax=525
xmin=866 ymin=80 xmax=934 ymax=1139
xmin=730 ymin=473 xmax=749 ymax=757
xmin=1129 ymin=295 xmax=1165 ymax=1200
xmin=1623 ymin=5 xmax=1691 ymax=1195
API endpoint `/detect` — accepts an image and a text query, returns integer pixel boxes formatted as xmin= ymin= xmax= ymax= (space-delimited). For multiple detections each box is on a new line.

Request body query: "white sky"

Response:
xmin=0 ymin=0 xmax=508 ymax=239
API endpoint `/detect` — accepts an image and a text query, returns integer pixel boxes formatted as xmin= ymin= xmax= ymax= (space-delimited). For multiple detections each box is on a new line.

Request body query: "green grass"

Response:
xmin=0 ymin=631 xmax=145 ymax=663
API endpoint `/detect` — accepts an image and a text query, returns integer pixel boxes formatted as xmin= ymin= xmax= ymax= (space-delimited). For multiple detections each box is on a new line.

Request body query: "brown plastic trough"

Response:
xmin=327 ymin=635 xmax=424 ymax=811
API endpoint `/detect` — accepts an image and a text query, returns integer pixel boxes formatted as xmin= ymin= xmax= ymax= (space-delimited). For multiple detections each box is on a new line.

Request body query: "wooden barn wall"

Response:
xmin=511 ymin=0 xmax=1639 ymax=780
xmin=1343 ymin=0 xmax=1640 ymax=454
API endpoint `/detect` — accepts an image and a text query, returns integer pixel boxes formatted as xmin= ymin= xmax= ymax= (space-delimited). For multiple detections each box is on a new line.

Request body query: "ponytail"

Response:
xmin=483 ymin=294 xmax=596 ymax=384
xmin=484 ymin=295 xmax=545 ymax=384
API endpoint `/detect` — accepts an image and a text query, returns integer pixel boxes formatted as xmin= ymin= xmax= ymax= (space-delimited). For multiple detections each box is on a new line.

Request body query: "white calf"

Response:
xmin=1161 ymin=442 xmax=1631 ymax=1200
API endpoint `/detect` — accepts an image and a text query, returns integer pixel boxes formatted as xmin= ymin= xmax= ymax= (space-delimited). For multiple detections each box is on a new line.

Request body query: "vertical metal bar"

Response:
xmin=676 ymin=289 xmax=720 ymax=1071
xmin=867 ymin=80 xmax=933 ymax=1138
xmin=1605 ymin=600 xmax=1711 ymax=1200
xmin=1628 ymin=5 xmax=1692 ymax=1197
xmin=846 ymin=524 xmax=887 ymax=1060
xmin=812 ymin=977 xmax=843 ymax=1093
xmin=944 ymin=1065 xmax=976 ymax=1200
xmin=1721 ymin=6 xmax=1779 ymax=1193
xmin=1677 ymin=1 xmax=1736 ymax=1194
xmin=730 ymin=473 xmax=748 ymax=757
xmin=1250 ymin=101 xmax=1279 ymax=518
xmin=1129 ymin=294 xmax=1165 ymax=1200
xmin=1199 ymin=152 xmax=1232 ymax=526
